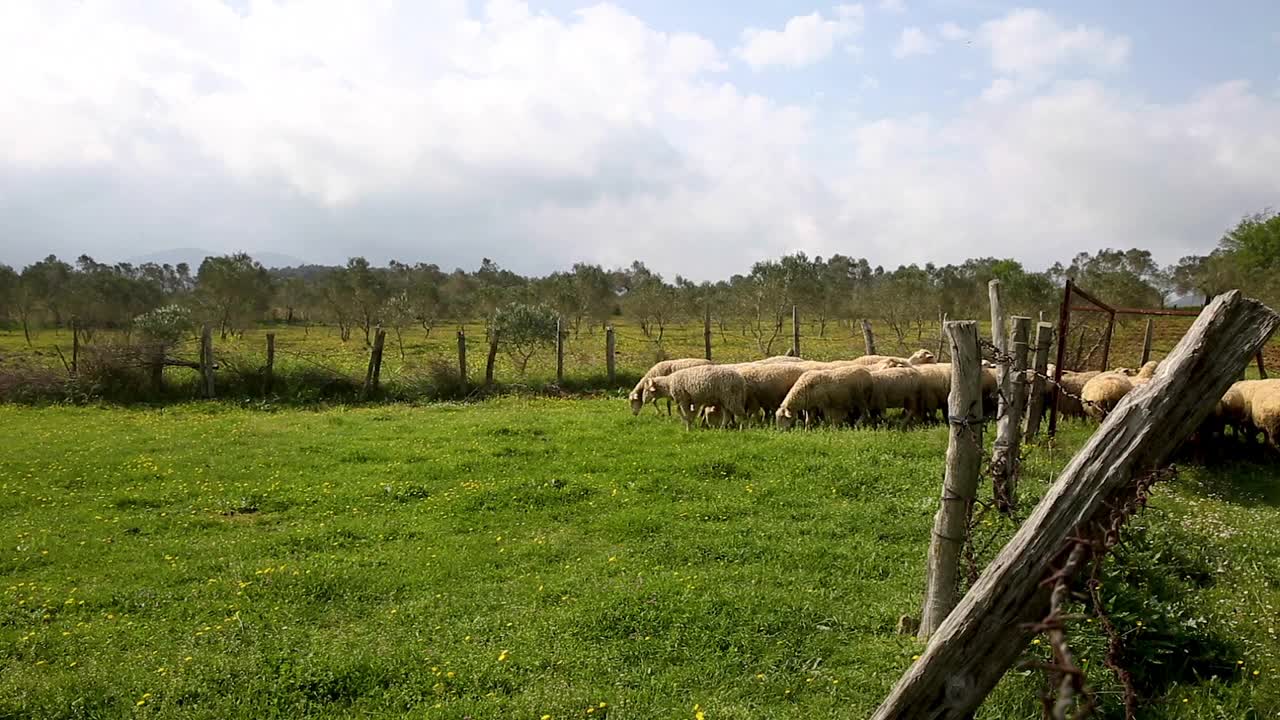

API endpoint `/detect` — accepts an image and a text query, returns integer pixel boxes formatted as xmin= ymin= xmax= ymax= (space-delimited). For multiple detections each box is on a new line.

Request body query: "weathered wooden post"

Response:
xmin=555 ymin=316 xmax=565 ymax=385
xmin=1023 ymin=322 xmax=1054 ymax=439
xmin=264 ymin=333 xmax=276 ymax=395
xmin=457 ymin=329 xmax=467 ymax=389
xmin=703 ymin=306 xmax=712 ymax=361
xmin=149 ymin=342 xmax=165 ymax=394
xmin=988 ymin=279 xmax=1009 ymax=420
xmin=919 ymin=321 xmax=984 ymax=641
xmin=363 ymin=327 xmax=386 ymax=399
xmin=1140 ymin=317 xmax=1155 ymax=365
xmin=991 ymin=316 xmax=1031 ymax=514
xmin=861 ymin=319 xmax=877 ymax=355
xmin=71 ymin=317 xmax=79 ymax=377
xmin=485 ymin=329 xmax=499 ymax=387
xmin=200 ymin=324 xmax=215 ymax=399
xmin=1100 ymin=310 xmax=1116 ymax=370
xmin=791 ymin=305 xmax=800 ymax=358
xmin=872 ymin=290 xmax=1279 ymax=720
xmin=936 ymin=311 xmax=947 ymax=361
xmin=606 ymin=325 xmax=616 ymax=384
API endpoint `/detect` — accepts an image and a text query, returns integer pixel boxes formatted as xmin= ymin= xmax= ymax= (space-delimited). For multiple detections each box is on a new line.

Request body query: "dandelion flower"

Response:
xmin=498 ymin=650 xmax=509 ymax=662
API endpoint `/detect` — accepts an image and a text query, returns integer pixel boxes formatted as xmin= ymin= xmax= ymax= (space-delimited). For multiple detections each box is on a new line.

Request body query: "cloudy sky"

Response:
xmin=1 ymin=0 xmax=1278 ymax=279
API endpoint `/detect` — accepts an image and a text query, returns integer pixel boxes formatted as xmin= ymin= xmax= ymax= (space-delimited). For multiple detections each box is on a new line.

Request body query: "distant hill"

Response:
xmin=125 ymin=248 xmax=309 ymax=269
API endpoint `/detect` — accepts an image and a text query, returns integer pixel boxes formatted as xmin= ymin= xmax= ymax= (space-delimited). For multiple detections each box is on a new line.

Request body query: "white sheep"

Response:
xmin=775 ymin=365 xmax=873 ymax=430
xmin=642 ymin=365 xmax=748 ymax=430
xmin=1081 ymin=371 xmax=1135 ymax=421
xmin=629 ymin=358 xmax=712 ymax=415
xmin=1251 ymin=381 xmax=1280 ymax=450
xmin=868 ymin=365 xmax=924 ymax=425
xmin=848 ymin=349 xmax=936 ymax=367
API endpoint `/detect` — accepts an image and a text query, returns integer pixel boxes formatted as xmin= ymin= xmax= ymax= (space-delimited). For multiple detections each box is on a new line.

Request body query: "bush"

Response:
xmin=133 ymin=305 xmax=194 ymax=346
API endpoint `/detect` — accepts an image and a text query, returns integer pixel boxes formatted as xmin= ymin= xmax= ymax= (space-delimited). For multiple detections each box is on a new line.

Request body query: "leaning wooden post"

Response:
xmin=606 ymin=325 xmax=616 ymax=384
xmin=1140 ymin=317 xmax=1155 ymax=365
xmin=363 ymin=327 xmax=386 ymax=399
xmin=791 ymin=305 xmax=800 ymax=357
xmin=861 ymin=319 xmax=877 ymax=355
xmin=70 ymin=317 xmax=79 ymax=377
xmin=457 ymin=329 xmax=467 ymax=389
xmin=264 ymin=333 xmax=276 ymax=395
xmin=555 ymin=316 xmax=565 ymax=385
xmin=918 ymin=321 xmax=984 ymax=641
xmin=1023 ymin=322 xmax=1054 ymax=439
xmin=872 ymin=290 xmax=1280 ymax=720
xmin=991 ymin=317 xmax=1031 ymax=514
xmin=703 ymin=305 xmax=712 ymax=361
xmin=200 ymin=324 xmax=215 ymax=399
xmin=485 ymin=329 xmax=499 ymax=387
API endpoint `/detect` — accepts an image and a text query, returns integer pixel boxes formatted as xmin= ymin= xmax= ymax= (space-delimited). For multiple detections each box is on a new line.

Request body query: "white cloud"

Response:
xmin=0 ymin=1 xmax=1277 ymax=279
xmin=938 ymin=22 xmax=970 ymax=42
xmin=893 ymin=27 xmax=937 ymax=58
xmin=978 ymin=9 xmax=1130 ymax=78
xmin=878 ymin=0 xmax=906 ymax=13
xmin=735 ymin=5 xmax=865 ymax=69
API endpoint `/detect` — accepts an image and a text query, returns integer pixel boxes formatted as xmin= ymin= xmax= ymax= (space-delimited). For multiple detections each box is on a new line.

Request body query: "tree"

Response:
xmin=491 ymin=302 xmax=558 ymax=376
xmin=0 ymin=264 xmax=18 ymax=331
xmin=196 ymin=253 xmax=274 ymax=339
xmin=343 ymin=257 xmax=391 ymax=346
xmin=621 ymin=262 xmax=679 ymax=349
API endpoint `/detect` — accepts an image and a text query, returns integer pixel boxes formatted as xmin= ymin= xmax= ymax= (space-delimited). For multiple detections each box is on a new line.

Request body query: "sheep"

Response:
xmin=629 ymin=358 xmax=712 ymax=415
xmin=1053 ymin=370 xmax=1100 ymax=419
xmin=736 ymin=362 xmax=813 ymax=423
xmin=867 ymin=365 xmax=924 ymax=425
xmin=642 ymin=365 xmax=748 ymax=430
xmin=756 ymin=355 xmax=808 ymax=364
xmin=848 ymin=349 xmax=936 ymax=367
xmin=1081 ymin=372 xmax=1134 ymax=421
xmin=1203 ymin=382 xmax=1250 ymax=440
xmin=775 ymin=366 xmax=874 ymax=430
xmin=1251 ymin=383 xmax=1280 ymax=450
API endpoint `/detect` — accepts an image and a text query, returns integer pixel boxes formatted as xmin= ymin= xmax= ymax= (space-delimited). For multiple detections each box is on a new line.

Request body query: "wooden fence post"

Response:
xmin=1259 ymin=351 xmax=1269 ymax=380
xmin=936 ymin=311 xmax=947 ymax=361
xmin=485 ymin=329 xmax=499 ymax=387
xmin=861 ymin=319 xmax=877 ymax=355
xmin=363 ymin=327 xmax=386 ymax=399
xmin=1023 ymin=322 xmax=1054 ymax=439
xmin=703 ymin=306 xmax=712 ymax=361
xmin=71 ymin=317 xmax=79 ymax=377
xmin=991 ymin=317 xmax=1031 ymax=514
xmin=1140 ymin=318 xmax=1155 ymax=365
xmin=555 ymin=317 xmax=565 ymax=385
xmin=149 ymin=343 xmax=165 ymax=394
xmin=457 ymin=330 xmax=467 ymax=388
xmin=871 ymin=290 xmax=1280 ymax=720
xmin=1048 ymin=278 xmax=1074 ymax=438
xmin=988 ymin=279 xmax=1009 ymax=420
xmin=791 ymin=305 xmax=800 ymax=357
xmin=200 ymin=324 xmax=215 ymax=399
xmin=918 ymin=321 xmax=984 ymax=641
xmin=606 ymin=325 xmax=616 ymax=384
xmin=264 ymin=333 xmax=275 ymax=395
xmin=1100 ymin=310 xmax=1116 ymax=370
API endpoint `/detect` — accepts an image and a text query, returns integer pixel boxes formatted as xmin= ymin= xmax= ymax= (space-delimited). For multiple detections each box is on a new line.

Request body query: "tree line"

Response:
xmin=1 ymin=209 xmax=1276 ymax=357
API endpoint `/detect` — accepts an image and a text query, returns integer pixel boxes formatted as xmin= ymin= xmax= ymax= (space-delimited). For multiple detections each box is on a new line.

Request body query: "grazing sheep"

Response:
xmin=642 ymin=365 xmax=748 ymax=430
xmin=848 ymin=349 xmax=936 ymax=367
xmin=1081 ymin=372 xmax=1135 ymax=421
xmin=1133 ymin=361 xmax=1159 ymax=383
xmin=756 ymin=355 xmax=808 ymax=364
xmin=868 ymin=365 xmax=924 ymax=425
xmin=1204 ymin=383 xmax=1250 ymax=440
xmin=737 ymin=362 xmax=812 ymax=423
xmin=1053 ymin=370 xmax=1100 ymax=419
xmin=1251 ymin=383 xmax=1280 ymax=450
xmin=629 ymin=358 xmax=712 ymax=415
xmin=775 ymin=366 xmax=874 ymax=430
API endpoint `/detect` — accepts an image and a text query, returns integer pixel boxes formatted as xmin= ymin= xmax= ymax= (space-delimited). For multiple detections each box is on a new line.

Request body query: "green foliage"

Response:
xmin=492 ymin=302 xmax=559 ymax=375
xmin=133 ymin=304 xmax=194 ymax=346
xmin=196 ymin=253 xmax=273 ymax=339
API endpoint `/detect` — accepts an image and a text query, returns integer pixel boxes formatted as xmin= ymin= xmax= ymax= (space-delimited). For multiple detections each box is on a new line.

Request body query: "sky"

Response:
xmin=1 ymin=0 xmax=1278 ymax=280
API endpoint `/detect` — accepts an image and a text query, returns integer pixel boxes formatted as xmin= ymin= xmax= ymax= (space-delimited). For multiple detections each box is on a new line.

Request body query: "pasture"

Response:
xmin=2 ymin=398 xmax=1278 ymax=718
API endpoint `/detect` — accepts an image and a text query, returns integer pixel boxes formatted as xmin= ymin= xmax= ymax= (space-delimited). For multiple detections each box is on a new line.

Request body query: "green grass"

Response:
xmin=1 ymin=398 xmax=1277 ymax=718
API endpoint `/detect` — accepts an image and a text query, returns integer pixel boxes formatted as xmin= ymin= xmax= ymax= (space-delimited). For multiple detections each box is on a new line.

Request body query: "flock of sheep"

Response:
xmin=626 ymin=352 xmax=1280 ymax=451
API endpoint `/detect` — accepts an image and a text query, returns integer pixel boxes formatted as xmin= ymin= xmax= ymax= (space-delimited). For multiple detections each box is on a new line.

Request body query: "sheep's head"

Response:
xmin=1138 ymin=361 xmax=1159 ymax=379
xmin=1112 ymin=366 xmax=1138 ymax=376
xmin=908 ymin=349 xmax=936 ymax=365
xmin=628 ymin=390 xmax=644 ymax=415
xmin=641 ymin=378 xmax=665 ymax=404
xmin=776 ymin=407 xmax=796 ymax=430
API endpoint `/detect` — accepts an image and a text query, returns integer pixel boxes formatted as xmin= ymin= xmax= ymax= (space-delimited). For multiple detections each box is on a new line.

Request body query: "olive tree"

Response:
xmin=492 ymin=302 xmax=558 ymax=376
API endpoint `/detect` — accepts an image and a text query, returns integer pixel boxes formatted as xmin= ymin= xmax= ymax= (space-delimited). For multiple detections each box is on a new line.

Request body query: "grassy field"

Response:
xmin=2 ymin=398 xmax=1278 ymax=718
